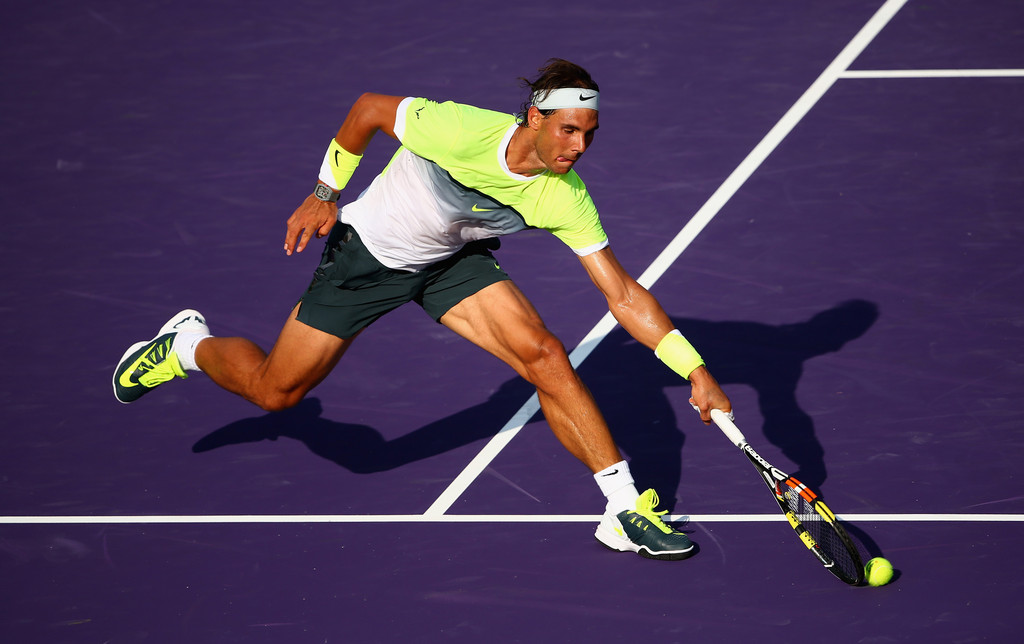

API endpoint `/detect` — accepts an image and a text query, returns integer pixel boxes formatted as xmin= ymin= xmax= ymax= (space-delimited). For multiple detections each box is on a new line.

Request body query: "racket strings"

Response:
xmin=785 ymin=490 xmax=862 ymax=582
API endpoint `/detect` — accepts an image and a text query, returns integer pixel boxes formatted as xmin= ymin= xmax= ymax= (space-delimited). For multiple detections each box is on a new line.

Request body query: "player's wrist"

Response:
xmin=687 ymin=364 xmax=711 ymax=382
xmin=655 ymin=330 xmax=705 ymax=380
xmin=313 ymin=181 xmax=342 ymax=203
xmin=318 ymin=138 xmax=362 ymax=191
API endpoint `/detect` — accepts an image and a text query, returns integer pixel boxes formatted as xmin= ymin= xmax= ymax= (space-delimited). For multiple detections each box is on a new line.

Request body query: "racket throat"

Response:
xmin=743 ymin=445 xmax=788 ymax=498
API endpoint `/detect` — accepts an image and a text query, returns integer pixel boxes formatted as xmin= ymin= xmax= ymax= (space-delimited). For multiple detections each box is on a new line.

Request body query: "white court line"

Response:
xmin=841 ymin=69 xmax=1024 ymax=79
xmin=2 ymin=513 xmax=1022 ymax=525
xmin=424 ymin=0 xmax=911 ymax=517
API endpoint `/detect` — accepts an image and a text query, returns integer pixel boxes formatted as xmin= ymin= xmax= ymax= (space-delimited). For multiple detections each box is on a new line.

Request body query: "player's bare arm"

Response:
xmin=334 ymin=93 xmax=404 ymax=152
xmin=579 ymin=246 xmax=731 ymax=423
xmin=284 ymin=93 xmax=405 ymax=255
xmin=578 ymin=247 xmax=674 ymax=348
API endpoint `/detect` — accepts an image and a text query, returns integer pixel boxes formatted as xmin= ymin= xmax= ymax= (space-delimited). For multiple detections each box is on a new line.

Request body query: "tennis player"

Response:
xmin=114 ymin=59 xmax=732 ymax=561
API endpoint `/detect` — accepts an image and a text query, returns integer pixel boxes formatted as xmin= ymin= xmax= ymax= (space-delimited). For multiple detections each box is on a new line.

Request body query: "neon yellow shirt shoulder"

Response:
xmin=395 ymin=97 xmax=608 ymax=254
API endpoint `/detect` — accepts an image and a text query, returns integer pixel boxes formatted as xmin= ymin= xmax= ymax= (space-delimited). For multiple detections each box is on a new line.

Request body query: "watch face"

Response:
xmin=314 ymin=184 xmax=334 ymax=201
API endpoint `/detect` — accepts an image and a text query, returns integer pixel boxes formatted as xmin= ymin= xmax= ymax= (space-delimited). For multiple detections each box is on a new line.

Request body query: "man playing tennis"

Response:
xmin=114 ymin=59 xmax=732 ymax=561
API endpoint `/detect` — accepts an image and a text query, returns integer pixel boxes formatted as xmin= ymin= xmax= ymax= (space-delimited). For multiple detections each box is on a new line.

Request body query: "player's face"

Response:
xmin=531 ymin=107 xmax=599 ymax=174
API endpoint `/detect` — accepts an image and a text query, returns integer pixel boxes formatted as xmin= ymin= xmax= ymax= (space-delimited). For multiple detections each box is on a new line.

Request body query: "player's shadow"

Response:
xmin=193 ymin=299 xmax=878 ymax=498
xmin=580 ymin=299 xmax=879 ymax=501
xmin=191 ymin=377 xmax=537 ymax=473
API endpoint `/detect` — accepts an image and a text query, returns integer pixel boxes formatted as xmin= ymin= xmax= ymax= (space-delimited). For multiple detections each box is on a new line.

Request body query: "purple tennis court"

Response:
xmin=3 ymin=0 xmax=1023 ymax=641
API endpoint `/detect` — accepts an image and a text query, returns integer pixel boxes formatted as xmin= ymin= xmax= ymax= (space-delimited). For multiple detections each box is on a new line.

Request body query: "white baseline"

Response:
xmin=841 ymin=69 xmax=1024 ymax=79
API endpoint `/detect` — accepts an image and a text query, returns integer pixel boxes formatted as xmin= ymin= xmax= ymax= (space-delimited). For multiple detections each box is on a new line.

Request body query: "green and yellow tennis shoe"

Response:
xmin=112 ymin=309 xmax=207 ymax=404
xmin=595 ymin=489 xmax=697 ymax=561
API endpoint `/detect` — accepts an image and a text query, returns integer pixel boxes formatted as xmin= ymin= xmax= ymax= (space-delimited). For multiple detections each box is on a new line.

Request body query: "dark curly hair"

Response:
xmin=516 ymin=58 xmax=599 ymax=123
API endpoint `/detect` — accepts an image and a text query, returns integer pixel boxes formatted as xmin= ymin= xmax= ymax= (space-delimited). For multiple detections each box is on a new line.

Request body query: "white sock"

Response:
xmin=172 ymin=332 xmax=211 ymax=372
xmin=594 ymin=460 xmax=640 ymax=515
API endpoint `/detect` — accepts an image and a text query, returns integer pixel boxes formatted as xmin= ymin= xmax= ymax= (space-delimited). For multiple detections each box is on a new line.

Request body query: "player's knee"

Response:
xmin=519 ymin=331 xmax=572 ymax=386
xmin=253 ymin=389 xmax=305 ymax=413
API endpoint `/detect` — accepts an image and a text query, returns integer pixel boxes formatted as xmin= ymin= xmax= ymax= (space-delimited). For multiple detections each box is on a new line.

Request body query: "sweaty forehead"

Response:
xmin=548 ymin=107 xmax=600 ymax=130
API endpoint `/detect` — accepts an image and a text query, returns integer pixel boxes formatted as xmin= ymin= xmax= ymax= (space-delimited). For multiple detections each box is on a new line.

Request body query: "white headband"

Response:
xmin=532 ymin=87 xmax=600 ymax=111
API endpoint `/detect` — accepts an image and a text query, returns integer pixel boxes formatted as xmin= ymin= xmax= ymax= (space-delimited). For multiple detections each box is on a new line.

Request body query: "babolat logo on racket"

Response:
xmin=743 ymin=444 xmax=787 ymax=480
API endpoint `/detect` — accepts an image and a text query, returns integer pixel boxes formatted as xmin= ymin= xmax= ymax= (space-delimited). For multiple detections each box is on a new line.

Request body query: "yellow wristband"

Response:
xmin=655 ymin=330 xmax=704 ymax=380
xmin=318 ymin=139 xmax=362 ymax=191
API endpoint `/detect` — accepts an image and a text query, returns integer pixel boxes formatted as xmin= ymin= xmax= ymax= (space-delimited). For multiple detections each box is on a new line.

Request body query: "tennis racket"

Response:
xmin=710 ymin=409 xmax=864 ymax=585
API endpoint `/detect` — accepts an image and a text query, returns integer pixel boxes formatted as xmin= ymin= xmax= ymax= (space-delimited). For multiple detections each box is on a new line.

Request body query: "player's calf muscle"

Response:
xmin=195 ymin=337 xmax=300 ymax=411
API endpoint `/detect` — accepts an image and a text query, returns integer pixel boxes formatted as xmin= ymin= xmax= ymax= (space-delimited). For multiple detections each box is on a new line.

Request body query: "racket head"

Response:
xmin=775 ymin=472 xmax=865 ymax=585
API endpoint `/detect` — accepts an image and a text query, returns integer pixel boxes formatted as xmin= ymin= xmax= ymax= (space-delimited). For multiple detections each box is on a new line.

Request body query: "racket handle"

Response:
xmin=710 ymin=408 xmax=747 ymax=447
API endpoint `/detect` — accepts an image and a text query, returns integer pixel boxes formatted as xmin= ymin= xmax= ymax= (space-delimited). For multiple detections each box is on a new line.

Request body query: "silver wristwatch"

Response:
xmin=314 ymin=183 xmax=341 ymax=202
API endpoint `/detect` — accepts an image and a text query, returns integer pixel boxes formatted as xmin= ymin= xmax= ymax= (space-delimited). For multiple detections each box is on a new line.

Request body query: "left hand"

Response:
xmin=687 ymin=365 xmax=732 ymax=424
xmin=284 ymin=193 xmax=338 ymax=255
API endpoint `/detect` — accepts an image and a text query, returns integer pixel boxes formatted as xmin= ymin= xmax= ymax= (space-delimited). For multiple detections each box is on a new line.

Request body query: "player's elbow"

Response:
xmin=348 ymin=93 xmax=402 ymax=140
xmin=607 ymin=292 xmax=642 ymax=326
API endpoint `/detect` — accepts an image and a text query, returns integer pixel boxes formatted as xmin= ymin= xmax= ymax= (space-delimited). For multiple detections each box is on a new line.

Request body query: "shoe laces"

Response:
xmin=632 ymin=489 xmax=674 ymax=534
xmin=137 ymin=342 xmax=188 ymax=387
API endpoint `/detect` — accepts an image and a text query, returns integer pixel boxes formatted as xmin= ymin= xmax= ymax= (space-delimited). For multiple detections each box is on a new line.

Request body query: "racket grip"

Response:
xmin=711 ymin=409 xmax=747 ymax=447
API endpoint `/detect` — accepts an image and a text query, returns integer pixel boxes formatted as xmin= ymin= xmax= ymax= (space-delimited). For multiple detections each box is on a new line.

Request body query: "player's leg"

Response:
xmin=195 ymin=304 xmax=355 ymax=411
xmin=439 ymin=280 xmax=622 ymax=474
xmin=114 ymin=224 xmax=414 ymax=409
xmin=439 ymin=280 xmax=697 ymax=560
xmin=113 ymin=304 xmax=354 ymax=411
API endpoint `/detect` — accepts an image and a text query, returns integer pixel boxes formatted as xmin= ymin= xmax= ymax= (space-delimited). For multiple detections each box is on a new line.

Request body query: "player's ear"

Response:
xmin=526 ymin=105 xmax=544 ymax=130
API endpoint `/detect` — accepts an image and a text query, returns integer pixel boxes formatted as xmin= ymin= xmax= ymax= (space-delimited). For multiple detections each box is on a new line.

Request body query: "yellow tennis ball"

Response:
xmin=865 ymin=557 xmax=894 ymax=587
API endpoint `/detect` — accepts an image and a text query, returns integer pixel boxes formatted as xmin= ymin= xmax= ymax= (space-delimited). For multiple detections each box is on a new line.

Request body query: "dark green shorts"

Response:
xmin=296 ymin=223 xmax=510 ymax=339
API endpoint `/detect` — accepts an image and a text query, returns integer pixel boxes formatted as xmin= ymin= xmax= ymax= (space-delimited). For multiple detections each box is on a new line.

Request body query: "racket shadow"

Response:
xmin=580 ymin=299 xmax=879 ymax=508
